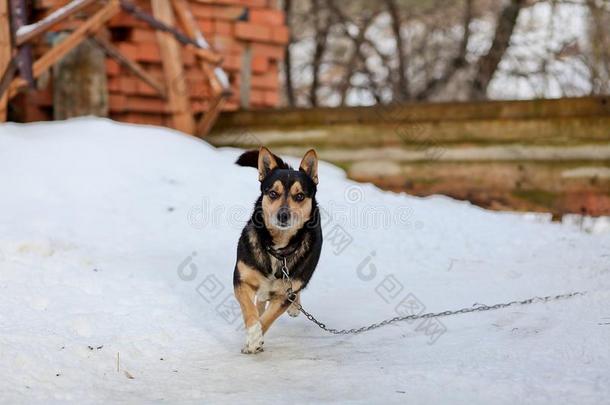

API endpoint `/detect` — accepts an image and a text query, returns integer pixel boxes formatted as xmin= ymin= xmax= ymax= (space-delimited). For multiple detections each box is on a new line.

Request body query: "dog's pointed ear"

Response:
xmin=299 ymin=149 xmax=319 ymax=184
xmin=257 ymin=146 xmax=279 ymax=181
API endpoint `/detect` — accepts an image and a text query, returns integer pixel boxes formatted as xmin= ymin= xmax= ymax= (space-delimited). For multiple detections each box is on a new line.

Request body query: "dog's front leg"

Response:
xmin=234 ymin=284 xmax=264 ymax=354
xmin=260 ymin=297 xmax=291 ymax=334
xmin=256 ymin=298 xmax=267 ymax=316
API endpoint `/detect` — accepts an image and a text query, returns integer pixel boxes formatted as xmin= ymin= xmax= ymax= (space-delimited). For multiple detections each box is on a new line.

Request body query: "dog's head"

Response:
xmin=237 ymin=147 xmax=319 ymax=233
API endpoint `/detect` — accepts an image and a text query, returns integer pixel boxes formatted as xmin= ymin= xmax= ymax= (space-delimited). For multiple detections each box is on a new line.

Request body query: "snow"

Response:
xmin=0 ymin=118 xmax=609 ymax=403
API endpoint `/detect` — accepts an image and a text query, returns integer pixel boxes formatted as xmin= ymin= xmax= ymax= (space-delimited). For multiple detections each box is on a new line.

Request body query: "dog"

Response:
xmin=233 ymin=147 xmax=323 ymax=354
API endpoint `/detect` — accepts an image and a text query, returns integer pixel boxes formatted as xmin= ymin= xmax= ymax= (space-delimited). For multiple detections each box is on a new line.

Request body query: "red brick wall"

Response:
xmin=12 ymin=0 xmax=288 ymax=128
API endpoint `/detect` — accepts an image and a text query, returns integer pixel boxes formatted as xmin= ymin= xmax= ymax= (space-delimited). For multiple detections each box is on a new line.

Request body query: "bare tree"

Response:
xmin=416 ymin=0 xmax=473 ymax=100
xmin=282 ymin=0 xmax=609 ymax=106
xmin=327 ymin=1 xmax=384 ymax=105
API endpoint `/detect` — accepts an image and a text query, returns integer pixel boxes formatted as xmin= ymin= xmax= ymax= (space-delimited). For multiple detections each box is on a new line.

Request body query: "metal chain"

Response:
xmin=280 ymin=258 xmax=585 ymax=335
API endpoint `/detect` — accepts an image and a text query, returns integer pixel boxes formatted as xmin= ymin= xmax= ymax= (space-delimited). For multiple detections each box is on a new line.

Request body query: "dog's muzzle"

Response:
xmin=277 ymin=208 xmax=291 ymax=227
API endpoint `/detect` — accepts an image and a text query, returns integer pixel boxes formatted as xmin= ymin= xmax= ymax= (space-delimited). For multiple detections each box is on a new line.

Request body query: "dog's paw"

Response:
xmin=287 ymin=303 xmax=300 ymax=317
xmin=241 ymin=322 xmax=264 ymax=354
xmin=241 ymin=344 xmax=264 ymax=354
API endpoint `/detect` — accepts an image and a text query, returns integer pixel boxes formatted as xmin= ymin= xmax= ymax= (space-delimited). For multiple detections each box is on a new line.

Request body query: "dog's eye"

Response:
xmin=294 ymin=193 xmax=305 ymax=202
xmin=268 ymin=191 xmax=279 ymax=200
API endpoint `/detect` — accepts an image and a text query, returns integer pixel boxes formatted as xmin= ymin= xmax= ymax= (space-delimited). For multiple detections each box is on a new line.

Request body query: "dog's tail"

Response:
xmin=235 ymin=150 xmax=290 ymax=169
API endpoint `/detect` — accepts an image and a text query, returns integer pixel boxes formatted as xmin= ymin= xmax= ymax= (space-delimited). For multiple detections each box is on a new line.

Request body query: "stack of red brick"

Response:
xmin=13 ymin=0 xmax=288 ymax=127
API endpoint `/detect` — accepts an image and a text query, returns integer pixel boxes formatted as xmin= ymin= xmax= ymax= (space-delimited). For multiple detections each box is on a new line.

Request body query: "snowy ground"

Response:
xmin=0 ymin=118 xmax=609 ymax=403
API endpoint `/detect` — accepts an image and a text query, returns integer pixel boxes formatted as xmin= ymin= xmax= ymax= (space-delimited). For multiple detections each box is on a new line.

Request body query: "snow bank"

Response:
xmin=0 ymin=118 xmax=608 ymax=403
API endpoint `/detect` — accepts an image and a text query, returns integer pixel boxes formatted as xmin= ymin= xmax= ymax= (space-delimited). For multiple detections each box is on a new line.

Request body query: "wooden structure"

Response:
xmin=0 ymin=0 xmax=288 ymax=135
xmin=0 ymin=0 xmax=11 ymax=121
xmin=208 ymin=96 xmax=610 ymax=216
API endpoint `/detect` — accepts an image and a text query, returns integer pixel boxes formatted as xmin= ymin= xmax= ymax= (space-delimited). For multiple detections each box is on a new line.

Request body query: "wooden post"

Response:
xmin=151 ymin=0 xmax=194 ymax=134
xmin=10 ymin=0 xmax=35 ymax=89
xmin=52 ymin=34 xmax=108 ymax=119
xmin=240 ymin=45 xmax=252 ymax=109
xmin=0 ymin=0 xmax=11 ymax=121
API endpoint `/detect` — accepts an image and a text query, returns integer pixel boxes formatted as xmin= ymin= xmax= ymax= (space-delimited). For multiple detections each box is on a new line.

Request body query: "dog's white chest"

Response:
xmin=256 ymin=280 xmax=272 ymax=302
xmin=256 ymin=276 xmax=283 ymax=302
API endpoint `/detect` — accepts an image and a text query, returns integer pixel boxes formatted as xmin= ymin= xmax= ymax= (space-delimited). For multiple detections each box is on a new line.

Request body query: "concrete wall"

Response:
xmin=208 ymin=97 xmax=610 ymax=216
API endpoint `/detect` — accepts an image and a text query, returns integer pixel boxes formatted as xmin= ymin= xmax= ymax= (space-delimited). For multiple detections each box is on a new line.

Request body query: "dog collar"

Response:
xmin=265 ymin=244 xmax=298 ymax=261
xmin=266 ymin=243 xmax=300 ymax=279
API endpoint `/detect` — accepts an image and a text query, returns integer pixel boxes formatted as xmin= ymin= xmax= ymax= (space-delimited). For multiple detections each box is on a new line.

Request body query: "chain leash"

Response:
xmin=280 ymin=258 xmax=585 ymax=335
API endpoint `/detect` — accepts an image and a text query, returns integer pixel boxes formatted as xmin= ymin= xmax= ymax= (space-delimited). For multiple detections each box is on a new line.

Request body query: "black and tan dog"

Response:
xmin=233 ymin=147 xmax=323 ymax=354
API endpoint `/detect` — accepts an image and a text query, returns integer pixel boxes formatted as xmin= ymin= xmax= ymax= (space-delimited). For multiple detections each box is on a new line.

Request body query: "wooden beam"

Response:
xmin=8 ymin=0 xmax=120 ymax=98
xmin=151 ymin=0 xmax=194 ymax=134
xmin=170 ymin=0 xmax=209 ymax=51
xmin=121 ymin=0 xmax=203 ymax=50
xmin=0 ymin=0 xmax=11 ymax=121
xmin=16 ymin=0 xmax=98 ymax=46
xmin=91 ymin=34 xmax=166 ymax=98
xmin=121 ymin=0 xmax=221 ymax=65
xmin=197 ymin=93 xmax=225 ymax=136
xmin=171 ymin=0 xmax=229 ymax=96
xmin=240 ymin=44 xmax=252 ymax=109
xmin=193 ymin=47 xmax=223 ymax=66
xmin=171 ymin=0 xmax=230 ymax=136
xmin=126 ymin=0 xmax=221 ymax=65
xmin=0 ymin=58 xmax=17 ymax=101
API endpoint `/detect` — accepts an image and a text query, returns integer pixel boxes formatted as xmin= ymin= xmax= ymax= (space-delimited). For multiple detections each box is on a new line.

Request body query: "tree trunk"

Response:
xmin=384 ymin=0 xmax=409 ymax=102
xmin=309 ymin=0 xmax=329 ymax=107
xmin=283 ymin=0 xmax=295 ymax=107
xmin=586 ymin=0 xmax=610 ymax=94
xmin=470 ymin=0 xmax=525 ymax=100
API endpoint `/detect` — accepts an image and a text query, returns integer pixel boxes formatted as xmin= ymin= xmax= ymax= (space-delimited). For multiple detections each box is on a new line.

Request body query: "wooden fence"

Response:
xmin=207 ymin=96 xmax=610 ymax=216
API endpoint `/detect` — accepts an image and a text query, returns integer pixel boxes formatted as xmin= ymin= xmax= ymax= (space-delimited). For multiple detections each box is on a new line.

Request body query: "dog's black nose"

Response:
xmin=277 ymin=209 xmax=291 ymax=225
